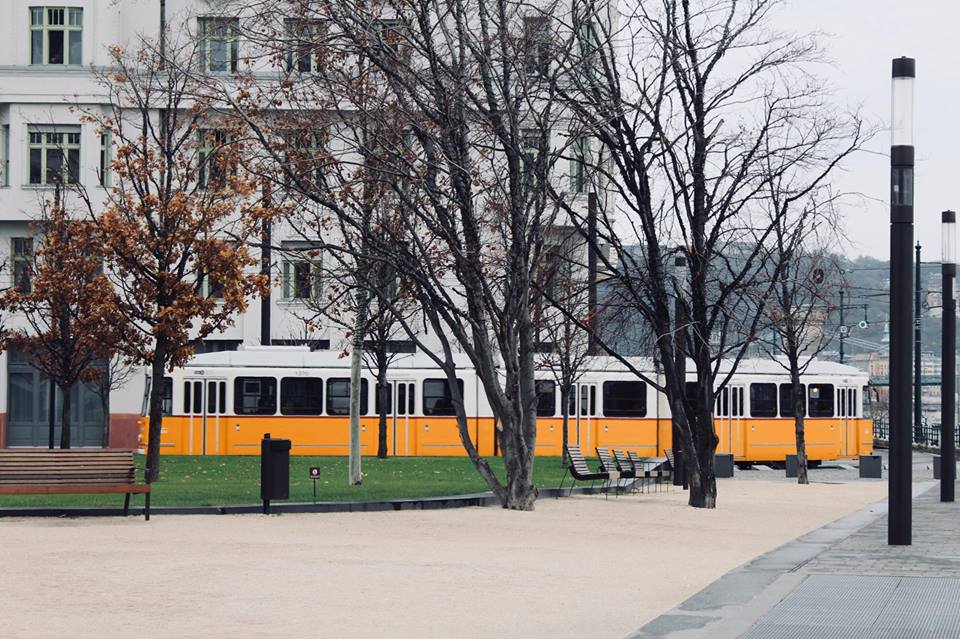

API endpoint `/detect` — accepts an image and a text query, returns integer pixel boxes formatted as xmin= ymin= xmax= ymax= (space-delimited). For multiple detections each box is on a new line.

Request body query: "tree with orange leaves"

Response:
xmin=0 ymin=184 xmax=119 ymax=449
xmin=76 ymin=37 xmax=275 ymax=482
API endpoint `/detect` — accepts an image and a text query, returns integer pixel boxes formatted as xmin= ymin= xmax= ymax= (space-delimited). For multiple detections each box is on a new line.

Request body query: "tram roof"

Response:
xmin=183 ymin=346 xmax=866 ymax=379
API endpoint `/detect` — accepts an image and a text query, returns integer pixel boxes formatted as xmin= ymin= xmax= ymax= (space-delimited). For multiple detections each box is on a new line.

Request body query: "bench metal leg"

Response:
xmin=557 ymin=469 xmax=568 ymax=498
xmin=144 ymin=492 xmax=151 ymax=521
xmin=123 ymin=493 xmax=130 ymax=516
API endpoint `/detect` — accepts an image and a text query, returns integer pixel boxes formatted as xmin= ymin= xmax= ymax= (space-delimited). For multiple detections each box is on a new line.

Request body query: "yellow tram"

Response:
xmin=140 ymin=346 xmax=873 ymax=462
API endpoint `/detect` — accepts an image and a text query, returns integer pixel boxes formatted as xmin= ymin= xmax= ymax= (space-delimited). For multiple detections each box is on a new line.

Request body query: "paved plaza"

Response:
xmin=0 ymin=475 xmax=885 ymax=639
xmin=631 ymin=451 xmax=960 ymax=638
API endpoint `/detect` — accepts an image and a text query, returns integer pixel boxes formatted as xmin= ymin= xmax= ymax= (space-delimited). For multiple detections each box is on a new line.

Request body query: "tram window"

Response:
xmin=192 ymin=381 xmax=202 ymax=414
xmin=808 ymin=384 xmax=834 ymax=417
xmin=602 ymin=381 xmax=647 ymax=417
xmin=219 ymin=381 xmax=226 ymax=414
xmin=281 ymin=377 xmax=324 ymax=415
xmin=590 ymin=386 xmax=596 ymax=416
xmin=851 ymin=389 xmax=858 ymax=417
xmin=749 ymin=384 xmax=777 ymax=418
xmin=234 ymin=377 xmax=278 ymax=415
xmin=161 ymin=377 xmax=173 ymax=415
xmin=207 ymin=381 xmax=217 ymax=414
xmin=407 ymin=385 xmax=415 ymax=416
xmin=536 ymin=380 xmax=556 ymax=417
xmin=183 ymin=381 xmax=191 ymax=413
xmin=326 ymin=378 xmax=369 ymax=416
xmin=423 ymin=378 xmax=463 ymax=416
xmin=374 ymin=383 xmax=392 ymax=415
xmin=779 ymin=383 xmax=805 ymax=417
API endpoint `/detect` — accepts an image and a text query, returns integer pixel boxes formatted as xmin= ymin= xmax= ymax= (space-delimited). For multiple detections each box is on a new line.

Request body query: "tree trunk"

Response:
xmin=560 ymin=383 xmax=570 ymax=467
xmin=376 ymin=356 xmax=388 ymax=459
xmin=791 ymin=365 xmax=809 ymax=485
xmin=48 ymin=378 xmax=56 ymax=449
xmin=500 ymin=420 xmax=538 ymax=510
xmin=58 ymin=383 xmax=71 ymax=449
xmin=145 ymin=341 xmax=168 ymax=484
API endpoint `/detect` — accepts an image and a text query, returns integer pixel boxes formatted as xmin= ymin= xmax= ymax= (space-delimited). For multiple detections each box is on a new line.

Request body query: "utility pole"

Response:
xmin=586 ymin=192 xmax=598 ymax=355
xmin=260 ymin=181 xmax=272 ymax=346
xmin=941 ymin=210 xmax=956 ymax=502
xmin=915 ymin=242 xmax=922 ymax=444
xmin=888 ymin=56 xmax=915 ymax=546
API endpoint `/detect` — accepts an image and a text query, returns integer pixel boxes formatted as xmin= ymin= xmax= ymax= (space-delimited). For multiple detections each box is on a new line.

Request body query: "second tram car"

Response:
xmin=140 ymin=346 xmax=872 ymax=462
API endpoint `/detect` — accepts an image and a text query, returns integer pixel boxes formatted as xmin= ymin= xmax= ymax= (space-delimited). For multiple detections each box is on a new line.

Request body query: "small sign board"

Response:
xmin=309 ymin=467 xmax=321 ymax=479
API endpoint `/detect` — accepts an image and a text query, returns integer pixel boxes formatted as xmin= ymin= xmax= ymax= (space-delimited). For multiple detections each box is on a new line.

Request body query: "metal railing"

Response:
xmin=873 ymin=417 xmax=960 ymax=448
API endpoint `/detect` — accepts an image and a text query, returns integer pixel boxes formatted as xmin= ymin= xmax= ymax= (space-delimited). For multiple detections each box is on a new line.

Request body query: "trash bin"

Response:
xmin=785 ymin=454 xmax=799 ymax=478
xmin=715 ymin=454 xmax=734 ymax=478
xmin=261 ymin=433 xmax=291 ymax=513
xmin=859 ymin=454 xmax=882 ymax=479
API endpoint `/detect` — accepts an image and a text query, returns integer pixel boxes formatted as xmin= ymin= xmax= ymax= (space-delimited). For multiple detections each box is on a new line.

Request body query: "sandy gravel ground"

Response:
xmin=0 ymin=478 xmax=885 ymax=639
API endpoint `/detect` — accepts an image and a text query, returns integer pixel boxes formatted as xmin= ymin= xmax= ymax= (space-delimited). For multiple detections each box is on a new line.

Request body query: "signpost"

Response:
xmin=309 ymin=466 xmax=320 ymax=503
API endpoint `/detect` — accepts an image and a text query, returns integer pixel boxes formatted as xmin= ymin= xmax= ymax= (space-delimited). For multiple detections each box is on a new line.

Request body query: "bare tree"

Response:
xmin=223 ymin=0 xmax=577 ymax=509
xmin=553 ymin=0 xmax=864 ymax=507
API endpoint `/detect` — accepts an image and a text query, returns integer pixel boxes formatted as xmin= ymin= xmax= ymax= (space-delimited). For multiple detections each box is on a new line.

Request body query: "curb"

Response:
xmin=0 ymin=478 xmax=654 ymax=518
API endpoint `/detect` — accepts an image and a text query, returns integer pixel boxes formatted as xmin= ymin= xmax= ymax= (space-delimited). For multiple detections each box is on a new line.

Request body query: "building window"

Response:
xmin=198 ymin=273 xmax=224 ymax=299
xmin=523 ymin=16 xmax=550 ymax=76
xmin=281 ymin=242 xmax=322 ymax=300
xmin=12 ymin=238 xmax=34 ymax=293
xmin=198 ymin=17 xmax=239 ymax=73
xmin=99 ymin=132 xmax=110 ymax=187
xmin=30 ymin=7 xmax=83 ymax=66
xmin=28 ymin=126 xmax=80 ymax=185
xmin=233 ymin=377 xmax=277 ymax=415
xmin=285 ymin=19 xmax=325 ymax=73
xmin=0 ymin=125 xmax=9 ymax=187
xmin=198 ymin=129 xmax=231 ymax=189
xmin=284 ymin=132 xmax=324 ymax=188
xmin=569 ymin=136 xmax=590 ymax=193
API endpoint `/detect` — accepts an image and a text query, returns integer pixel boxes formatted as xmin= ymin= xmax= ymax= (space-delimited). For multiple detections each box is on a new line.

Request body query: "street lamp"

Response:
xmin=941 ymin=210 xmax=956 ymax=502
xmin=889 ymin=56 xmax=915 ymax=546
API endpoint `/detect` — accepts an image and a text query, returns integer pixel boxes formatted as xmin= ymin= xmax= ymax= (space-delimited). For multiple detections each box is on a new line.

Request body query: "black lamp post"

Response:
xmin=941 ymin=210 xmax=956 ymax=502
xmin=889 ymin=56 xmax=915 ymax=546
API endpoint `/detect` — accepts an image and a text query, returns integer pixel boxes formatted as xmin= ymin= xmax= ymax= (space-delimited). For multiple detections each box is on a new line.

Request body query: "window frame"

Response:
xmin=198 ymin=16 xmax=240 ymax=73
xmin=11 ymin=237 xmax=34 ymax=293
xmin=569 ymin=135 xmax=591 ymax=194
xmin=280 ymin=242 xmax=323 ymax=301
xmin=27 ymin=126 xmax=81 ymax=186
xmin=30 ymin=6 xmax=83 ymax=66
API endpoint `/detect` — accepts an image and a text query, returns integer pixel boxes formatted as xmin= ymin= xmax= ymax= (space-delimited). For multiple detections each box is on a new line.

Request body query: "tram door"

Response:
xmin=183 ymin=377 xmax=227 ymax=455
xmin=714 ymin=385 xmax=745 ymax=457
xmin=575 ymin=383 xmax=598 ymax=452
xmin=391 ymin=380 xmax=415 ymax=456
xmin=837 ymin=386 xmax=859 ymax=457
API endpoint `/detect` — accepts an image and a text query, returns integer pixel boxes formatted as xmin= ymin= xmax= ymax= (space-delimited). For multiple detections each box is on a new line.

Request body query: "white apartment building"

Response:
xmin=0 ymin=1 xmax=601 ymax=449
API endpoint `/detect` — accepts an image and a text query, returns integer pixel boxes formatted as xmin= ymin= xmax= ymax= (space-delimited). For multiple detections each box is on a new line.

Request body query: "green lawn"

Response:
xmin=0 ymin=455 xmax=580 ymax=508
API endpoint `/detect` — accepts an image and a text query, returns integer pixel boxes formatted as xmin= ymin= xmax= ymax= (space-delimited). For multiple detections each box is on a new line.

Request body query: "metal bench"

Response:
xmin=627 ymin=450 xmax=671 ymax=492
xmin=0 ymin=449 xmax=151 ymax=520
xmin=597 ymin=447 xmax=630 ymax=495
xmin=558 ymin=445 xmax=611 ymax=497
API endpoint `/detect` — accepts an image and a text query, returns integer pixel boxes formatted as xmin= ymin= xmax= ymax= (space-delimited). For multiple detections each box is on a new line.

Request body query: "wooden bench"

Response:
xmin=0 ymin=449 xmax=151 ymax=520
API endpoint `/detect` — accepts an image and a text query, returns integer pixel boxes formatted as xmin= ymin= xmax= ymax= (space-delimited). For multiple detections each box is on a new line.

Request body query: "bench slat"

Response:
xmin=0 ymin=485 xmax=149 ymax=495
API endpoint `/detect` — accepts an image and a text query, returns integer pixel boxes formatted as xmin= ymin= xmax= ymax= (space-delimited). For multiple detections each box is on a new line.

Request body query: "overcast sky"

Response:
xmin=776 ymin=0 xmax=960 ymax=260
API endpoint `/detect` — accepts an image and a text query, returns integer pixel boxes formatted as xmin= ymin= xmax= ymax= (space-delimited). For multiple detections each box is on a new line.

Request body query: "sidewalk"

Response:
xmin=628 ymin=453 xmax=960 ymax=638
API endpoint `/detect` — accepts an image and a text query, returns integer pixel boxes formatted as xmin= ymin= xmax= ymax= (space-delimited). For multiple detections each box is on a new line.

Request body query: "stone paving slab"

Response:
xmin=627 ymin=450 xmax=949 ymax=639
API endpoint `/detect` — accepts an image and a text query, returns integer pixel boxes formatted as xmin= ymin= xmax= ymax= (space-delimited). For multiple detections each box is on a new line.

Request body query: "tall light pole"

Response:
xmin=889 ymin=56 xmax=915 ymax=546
xmin=941 ymin=210 xmax=956 ymax=502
